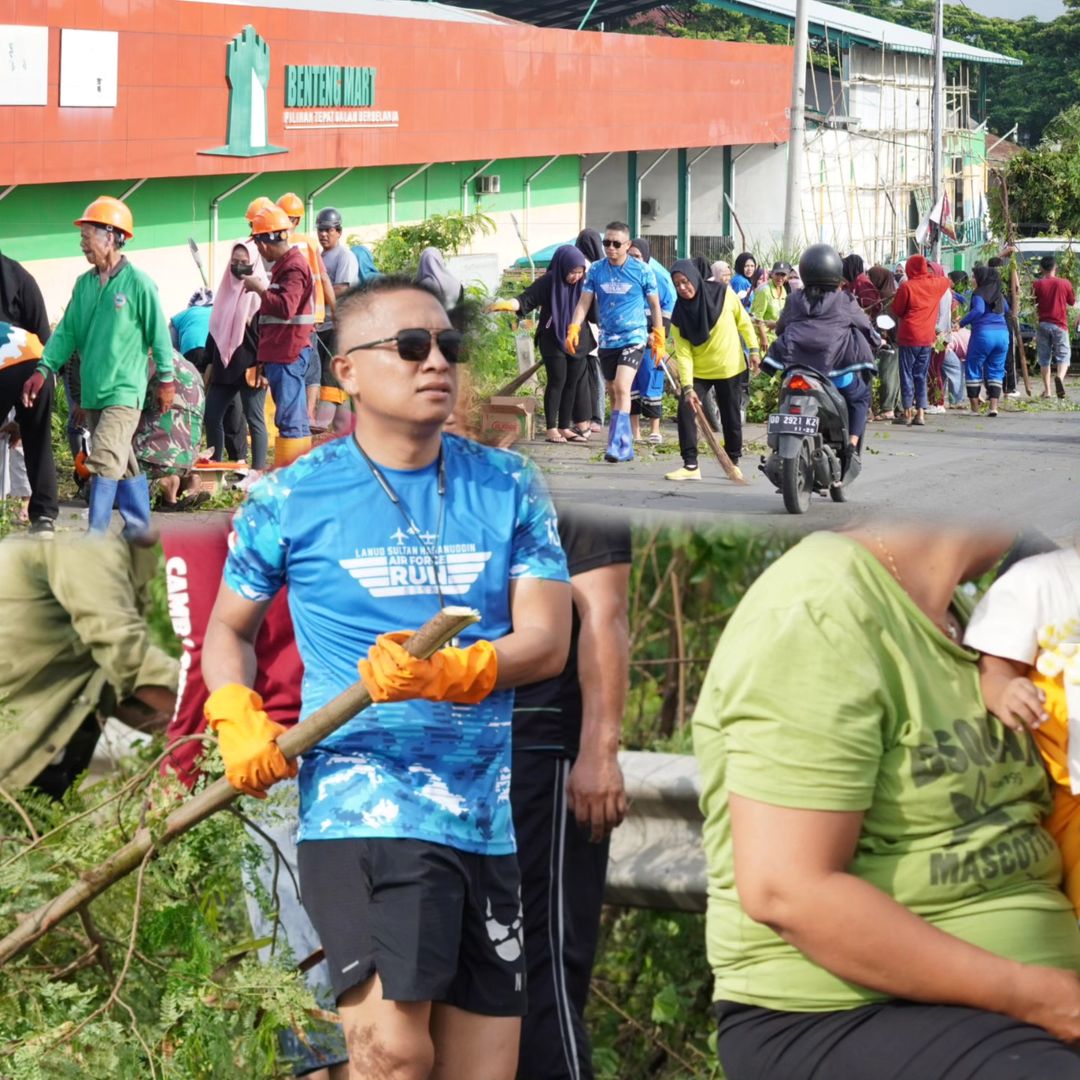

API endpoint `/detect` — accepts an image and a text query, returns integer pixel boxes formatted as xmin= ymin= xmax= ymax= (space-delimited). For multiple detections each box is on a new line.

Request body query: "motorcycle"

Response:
xmin=759 ymin=315 xmax=892 ymax=515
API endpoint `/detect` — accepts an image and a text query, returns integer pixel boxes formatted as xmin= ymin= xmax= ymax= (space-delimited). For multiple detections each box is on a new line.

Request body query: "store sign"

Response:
xmin=282 ymin=63 xmax=399 ymax=130
xmin=201 ymin=25 xmax=287 ymax=158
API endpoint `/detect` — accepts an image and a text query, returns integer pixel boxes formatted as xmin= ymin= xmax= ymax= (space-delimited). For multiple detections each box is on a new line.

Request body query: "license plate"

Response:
xmin=768 ymin=413 xmax=819 ymax=436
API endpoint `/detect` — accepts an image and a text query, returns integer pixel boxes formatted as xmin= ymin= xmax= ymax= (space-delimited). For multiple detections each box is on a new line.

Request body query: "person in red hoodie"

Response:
xmin=244 ymin=205 xmax=315 ymax=467
xmin=890 ymin=254 xmax=950 ymax=427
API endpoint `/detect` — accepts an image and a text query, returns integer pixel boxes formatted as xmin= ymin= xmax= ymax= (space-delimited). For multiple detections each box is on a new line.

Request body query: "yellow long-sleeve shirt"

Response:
xmin=672 ymin=288 xmax=758 ymax=384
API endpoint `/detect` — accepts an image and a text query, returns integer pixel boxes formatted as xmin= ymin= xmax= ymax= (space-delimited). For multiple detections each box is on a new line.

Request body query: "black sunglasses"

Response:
xmin=602 ymin=238 xmax=625 ymax=249
xmin=346 ymin=328 xmax=465 ymax=363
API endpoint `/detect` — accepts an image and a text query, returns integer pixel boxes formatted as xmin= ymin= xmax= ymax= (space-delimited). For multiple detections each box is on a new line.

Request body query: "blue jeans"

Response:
xmin=941 ymin=350 xmax=965 ymax=404
xmin=265 ymin=353 xmax=311 ymax=438
xmin=899 ymin=346 xmax=931 ymax=410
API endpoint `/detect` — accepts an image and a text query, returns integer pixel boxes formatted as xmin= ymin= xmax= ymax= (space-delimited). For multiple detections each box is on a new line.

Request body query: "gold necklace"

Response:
xmin=872 ymin=534 xmax=960 ymax=642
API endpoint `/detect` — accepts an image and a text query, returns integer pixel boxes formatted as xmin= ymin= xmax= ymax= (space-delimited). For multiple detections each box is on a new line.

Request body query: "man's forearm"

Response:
xmin=203 ymin=617 xmax=261 ymax=693
xmin=570 ymin=294 xmax=592 ymax=328
xmin=577 ymin=609 xmax=627 ymax=757
xmin=492 ymin=625 xmax=567 ymax=690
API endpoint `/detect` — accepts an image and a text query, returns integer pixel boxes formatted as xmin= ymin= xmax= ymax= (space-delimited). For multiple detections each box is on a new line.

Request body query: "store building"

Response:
xmin=1 ymin=0 xmax=790 ymax=317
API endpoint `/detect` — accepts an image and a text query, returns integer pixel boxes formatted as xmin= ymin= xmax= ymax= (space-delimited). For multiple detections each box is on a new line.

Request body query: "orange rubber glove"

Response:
xmin=358 ymin=631 xmax=499 ymax=705
xmin=490 ymin=299 xmax=517 ymax=313
xmin=205 ymin=684 xmax=297 ymax=799
xmin=565 ymin=323 xmax=581 ymax=355
xmin=649 ymin=327 xmax=666 ymax=359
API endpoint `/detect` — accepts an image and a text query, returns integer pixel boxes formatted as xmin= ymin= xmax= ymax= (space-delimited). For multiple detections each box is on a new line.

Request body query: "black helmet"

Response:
xmin=798 ymin=244 xmax=844 ymax=288
xmin=316 ymin=207 xmax=343 ymax=231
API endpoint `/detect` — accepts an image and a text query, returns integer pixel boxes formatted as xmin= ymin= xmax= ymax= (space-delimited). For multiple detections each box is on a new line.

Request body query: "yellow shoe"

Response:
xmin=665 ymin=466 xmax=702 ymax=481
xmin=274 ymin=436 xmax=313 ymax=468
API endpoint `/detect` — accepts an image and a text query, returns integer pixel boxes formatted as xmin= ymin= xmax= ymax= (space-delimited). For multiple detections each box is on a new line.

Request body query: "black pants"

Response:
xmin=0 ymin=363 xmax=58 ymax=523
xmin=205 ymin=381 xmax=268 ymax=470
xmin=542 ymin=350 xmax=587 ymax=431
xmin=511 ymin=752 xmax=608 ymax=1080
xmin=676 ymin=375 xmax=743 ymax=468
xmin=1003 ymin=322 xmax=1017 ymax=394
xmin=716 ymin=999 xmax=1080 ymax=1080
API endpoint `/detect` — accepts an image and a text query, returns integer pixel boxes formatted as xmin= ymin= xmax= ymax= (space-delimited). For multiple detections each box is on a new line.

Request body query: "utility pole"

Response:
xmin=783 ymin=0 xmax=809 ymax=252
xmin=930 ymin=0 xmax=944 ymax=262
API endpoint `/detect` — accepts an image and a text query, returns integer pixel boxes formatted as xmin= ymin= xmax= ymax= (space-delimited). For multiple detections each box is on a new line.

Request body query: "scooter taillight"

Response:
xmin=788 ymin=405 xmax=802 ymax=414
xmin=787 ymin=374 xmax=814 ymax=392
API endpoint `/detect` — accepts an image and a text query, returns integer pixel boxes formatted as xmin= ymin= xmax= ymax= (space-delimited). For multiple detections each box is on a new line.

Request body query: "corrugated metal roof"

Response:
xmin=706 ymin=0 xmax=1022 ymax=66
xmin=180 ymin=0 xmax=510 ymax=25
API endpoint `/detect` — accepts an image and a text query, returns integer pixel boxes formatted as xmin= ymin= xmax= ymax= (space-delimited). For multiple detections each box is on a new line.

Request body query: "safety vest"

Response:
xmin=291 ymin=234 xmax=326 ymax=324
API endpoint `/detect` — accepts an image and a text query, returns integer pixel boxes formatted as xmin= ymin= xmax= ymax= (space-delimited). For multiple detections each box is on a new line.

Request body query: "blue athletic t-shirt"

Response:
xmin=583 ymin=257 xmax=658 ymax=349
xmin=224 ymin=433 xmax=569 ymax=855
xmin=171 ymin=305 xmax=212 ymax=356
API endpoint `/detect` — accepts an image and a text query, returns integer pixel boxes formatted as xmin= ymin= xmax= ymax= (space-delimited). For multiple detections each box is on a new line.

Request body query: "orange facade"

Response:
xmin=2 ymin=0 xmax=792 ymax=184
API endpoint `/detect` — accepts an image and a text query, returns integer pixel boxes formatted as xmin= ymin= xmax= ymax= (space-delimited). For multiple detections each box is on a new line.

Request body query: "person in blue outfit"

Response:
xmin=170 ymin=288 xmax=214 ymax=373
xmin=203 ymin=275 xmax=572 ymax=1080
xmin=628 ymin=238 xmax=675 ymax=444
xmin=960 ymin=265 xmax=1010 ymax=417
xmin=731 ymin=253 xmax=757 ymax=310
xmin=566 ymin=221 xmax=664 ymax=463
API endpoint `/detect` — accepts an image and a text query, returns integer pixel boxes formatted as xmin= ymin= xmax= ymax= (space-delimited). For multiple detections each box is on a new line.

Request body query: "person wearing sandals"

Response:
xmin=891 ymin=254 xmax=950 ymax=427
xmin=960 ymin=265 xmax=1010 ymax=417
xmin=490 ymin=245 xmax=595 ymax=443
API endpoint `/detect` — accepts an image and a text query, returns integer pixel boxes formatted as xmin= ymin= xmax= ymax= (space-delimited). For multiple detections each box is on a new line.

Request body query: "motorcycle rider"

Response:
xmin=762 ymin=244 xmax=878 ymax=457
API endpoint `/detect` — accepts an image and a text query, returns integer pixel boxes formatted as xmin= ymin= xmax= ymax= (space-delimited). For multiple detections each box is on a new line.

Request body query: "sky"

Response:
xmin=949 ymin=0 xmax=1065 ymax=19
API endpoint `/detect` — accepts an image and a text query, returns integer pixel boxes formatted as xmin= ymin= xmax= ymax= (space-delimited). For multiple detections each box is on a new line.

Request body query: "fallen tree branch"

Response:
xmin=0 ymin=607 xmax=480 ymax=967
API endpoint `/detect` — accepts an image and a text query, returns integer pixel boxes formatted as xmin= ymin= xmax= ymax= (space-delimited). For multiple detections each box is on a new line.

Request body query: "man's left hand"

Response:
xmin=566 ymin=747 xmax=628 ymax=843
xmin=156 ymin=380 xmax=177 ymax=413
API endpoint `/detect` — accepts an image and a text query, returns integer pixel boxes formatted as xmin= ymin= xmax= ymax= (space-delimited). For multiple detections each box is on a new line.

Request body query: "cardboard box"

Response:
xmin=481 ymin=395 xmax=537 ymax=448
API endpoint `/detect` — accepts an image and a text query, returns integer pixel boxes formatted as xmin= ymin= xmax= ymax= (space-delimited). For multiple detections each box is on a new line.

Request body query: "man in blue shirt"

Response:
xmin=203 ymin=276 xmax=572 ymax=1080
xmin=567 ymin=221 xmax=664 ymax=463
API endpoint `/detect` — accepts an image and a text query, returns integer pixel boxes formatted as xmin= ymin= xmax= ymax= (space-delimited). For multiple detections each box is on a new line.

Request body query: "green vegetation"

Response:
xmin=355 ymin=210 xmax=496 ymax=277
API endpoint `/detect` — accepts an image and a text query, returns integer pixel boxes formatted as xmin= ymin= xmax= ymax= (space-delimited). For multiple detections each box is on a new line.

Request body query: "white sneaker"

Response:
xmin=1005 ymin=391 xmax=1021 ymax=399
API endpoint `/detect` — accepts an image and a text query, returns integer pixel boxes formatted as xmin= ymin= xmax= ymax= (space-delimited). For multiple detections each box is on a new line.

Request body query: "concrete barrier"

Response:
xmin=605 ymin=751 xmax=706 ymax=914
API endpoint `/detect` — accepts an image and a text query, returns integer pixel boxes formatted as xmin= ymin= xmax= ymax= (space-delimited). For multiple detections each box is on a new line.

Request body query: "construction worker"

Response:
xmin=0 ymin=533 xmax=178 ymax=799
xmin=23 ymin=196 xmax=175 ymax=538
xmin=245 ymin=204 xmax=315 ymax=466
xmin=277 ymin=193 xmax=336 ymax=428
xmin=202 ymin=275 xmax=572 ymax=1080
xmin=245 ymin=196 xmax=276 ymax=225
xmin=313 ymin=206 xmax=359 ymax=433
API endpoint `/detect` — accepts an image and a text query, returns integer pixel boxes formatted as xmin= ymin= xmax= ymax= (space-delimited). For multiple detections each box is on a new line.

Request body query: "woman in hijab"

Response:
xmin=867 ymin=264 xmax=900 ymax=420
xmin=203 ymin=240 xmax=269 ymax=470
xmin=489 ymin=244 xmax=594 ymax=442
xmin=416 ymin=247 xmax=464 ymax=310
xmin=711 ymin=260 xmax=733 ymax=285
xmin=665 ymin=260 xmax=759 ymax=483
xmin=731 ymin=253 xmax=757 ymax=309
xmin=959 ymin=265 xmax=1010 ymax=416
xmin=574 ymin=228 xmax=606 ymax=431
xmin=841 ymin=254 xmax=883 ymax=319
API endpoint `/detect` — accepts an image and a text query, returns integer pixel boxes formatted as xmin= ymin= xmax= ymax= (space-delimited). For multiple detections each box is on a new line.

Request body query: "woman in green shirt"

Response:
xmin=748 ymin=261 xmax=791 ymax=353
xmin=693 ymin=527 xmax=1080 ymax=1080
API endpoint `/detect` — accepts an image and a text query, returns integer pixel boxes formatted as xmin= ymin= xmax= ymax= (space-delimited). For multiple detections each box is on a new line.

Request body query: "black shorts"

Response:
xmin=297 ymin=837 xmax=527 ymax=1016
xmin=715 ymin=999 xmax=1080 ymax=1080
xmin=598 ymin=346 xmax=644 ymax=382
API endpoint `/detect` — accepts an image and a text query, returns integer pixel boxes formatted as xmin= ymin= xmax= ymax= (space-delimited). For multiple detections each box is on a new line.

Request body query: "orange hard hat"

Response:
xmin=74 ymin=196 xmax=134 ymax=239
xmin=245 ymin=196 xmax=275 ymax=223
xmin=250 ymin=205 xmax=293 ymax=237
xmin=276 ymin=192 xmax=305 ymax=219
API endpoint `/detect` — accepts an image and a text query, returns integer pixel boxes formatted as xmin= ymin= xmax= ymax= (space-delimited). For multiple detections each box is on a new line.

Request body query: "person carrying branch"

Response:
xmin=202 ymin=276 xmax=571 ymax=1080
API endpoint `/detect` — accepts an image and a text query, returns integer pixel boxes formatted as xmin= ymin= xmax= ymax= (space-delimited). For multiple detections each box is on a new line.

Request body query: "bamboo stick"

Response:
xmin=0 ymin=607 xmax=480 ymax=967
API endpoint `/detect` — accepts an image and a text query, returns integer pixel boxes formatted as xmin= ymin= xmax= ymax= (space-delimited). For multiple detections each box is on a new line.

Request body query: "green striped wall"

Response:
xmin=0 ymin=156 xmax=581 ymax=262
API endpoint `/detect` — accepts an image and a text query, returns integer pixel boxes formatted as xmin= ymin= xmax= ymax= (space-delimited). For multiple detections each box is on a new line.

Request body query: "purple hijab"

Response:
xmin=546 ymin=245 xmax=588 ymax=345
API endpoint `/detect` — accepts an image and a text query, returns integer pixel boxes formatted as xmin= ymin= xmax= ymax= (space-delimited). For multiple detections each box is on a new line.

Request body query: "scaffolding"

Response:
xmin=798 ymin=39 xmax=987 ymax=265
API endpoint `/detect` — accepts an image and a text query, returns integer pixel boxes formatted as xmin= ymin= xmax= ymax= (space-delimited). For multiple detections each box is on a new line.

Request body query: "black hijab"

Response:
xmin=575 ymin=229 xmax=604 ymax=263
xmin=842 ymin=254 xmax=865 ymax=283
xmin=631 ymin=237 xmax=651 ymax=263
xmin=692 ymin=255 xmax=713 ymax=281
xmin=973 ymin=265 xmax=1005 ymax=315
xmin=670 ymin=259 xmax=727 ymax=347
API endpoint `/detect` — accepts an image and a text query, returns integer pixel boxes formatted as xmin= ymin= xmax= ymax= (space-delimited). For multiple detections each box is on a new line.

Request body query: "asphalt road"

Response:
xmin=523 ymin=395 xmax=1080 ymax=540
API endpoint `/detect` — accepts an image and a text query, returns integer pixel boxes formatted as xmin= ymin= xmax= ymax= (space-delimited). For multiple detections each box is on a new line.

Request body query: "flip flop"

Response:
xmin=563 ymin=430 xmax=589 ymax=443
xmin=544 ymin=435 xmax=567 ymax=444
xmin=910 ymin=416 xmax=925 ymax=426
xmin=891 ymin=415 xmax=909 ymax=425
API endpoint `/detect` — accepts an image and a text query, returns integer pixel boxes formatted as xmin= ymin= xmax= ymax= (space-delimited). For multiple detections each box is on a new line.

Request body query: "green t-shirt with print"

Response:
xmin=692 ymin=532 xmax=1080 ymax=1012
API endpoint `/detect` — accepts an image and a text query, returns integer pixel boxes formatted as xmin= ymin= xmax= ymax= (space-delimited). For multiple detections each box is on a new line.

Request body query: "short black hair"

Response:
xmin=604 ymin=221 xmax=630 ymax=236
xmin=1040 ymin=255 xmax=1057 ymax=272
xmin=988 ymin=256 xmax=1004 ymax=268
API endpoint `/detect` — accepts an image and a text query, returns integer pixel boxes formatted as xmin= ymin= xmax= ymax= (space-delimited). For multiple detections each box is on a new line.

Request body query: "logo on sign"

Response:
xmin=201 ymin=25 xmax=288 ymax=159
xmin=282 ymin=62 xmax=399 ymax=130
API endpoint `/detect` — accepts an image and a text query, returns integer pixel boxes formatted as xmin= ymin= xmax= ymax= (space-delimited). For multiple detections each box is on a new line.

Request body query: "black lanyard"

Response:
xmin=356 ymin=441 xmax=448 ymax=610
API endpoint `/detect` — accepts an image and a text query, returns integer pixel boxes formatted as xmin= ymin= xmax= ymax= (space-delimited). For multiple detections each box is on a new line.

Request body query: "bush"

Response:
xmin=358 ymin=211 xmax=496 ymax=277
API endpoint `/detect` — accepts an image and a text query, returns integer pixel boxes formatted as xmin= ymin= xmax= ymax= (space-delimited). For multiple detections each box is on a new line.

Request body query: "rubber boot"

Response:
xmin=603 ymin=410 xmax=635 ymax=463
xmin=87 ymin=476 xmax=119 ymax=534
xmin=274 ymin=436 xmax=313 ymax=468
xmin=116 ymin=475 xmax=152 ymax=540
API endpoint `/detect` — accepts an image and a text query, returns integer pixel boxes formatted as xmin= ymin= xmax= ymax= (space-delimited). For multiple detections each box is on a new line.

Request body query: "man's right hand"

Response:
xmin=205 ymin=684 xmax=297 ymax=798
xmin=565 ymin=323 xmax=581 ymax=355
xmin=21 ymin=371 xmax=46 ymax=408
xmin=1009 ymin=965 xmax=1080 ymax=1043
xmin=682 ymin=387 xmax=700 ymax=409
